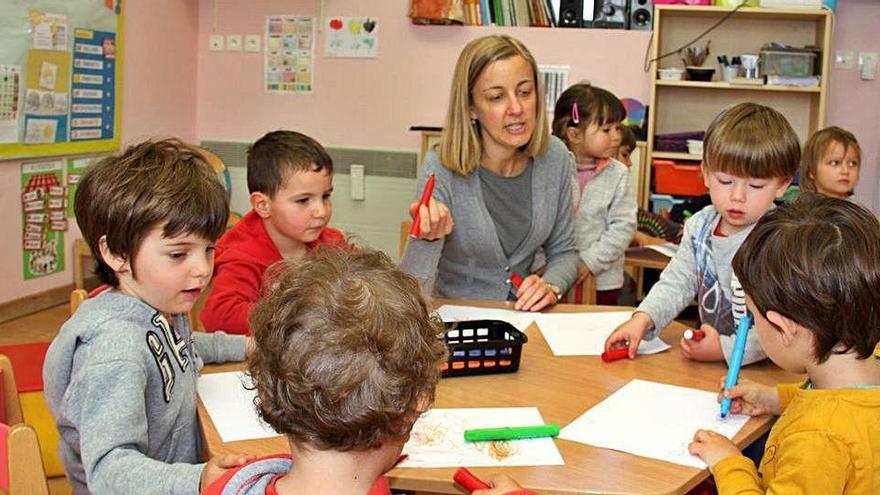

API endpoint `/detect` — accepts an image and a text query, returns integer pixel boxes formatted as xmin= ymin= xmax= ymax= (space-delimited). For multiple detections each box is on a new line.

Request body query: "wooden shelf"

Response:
xmin=655 ymin=5 xmax=830 ymax=21
xmin=655 ymin=79 xmax=821 ymax=93
xmin=652 ymin=151 xmax=702 ymax=161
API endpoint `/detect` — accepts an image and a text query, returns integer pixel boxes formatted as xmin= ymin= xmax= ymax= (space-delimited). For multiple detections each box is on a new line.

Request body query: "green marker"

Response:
xmin=683 ymin=210 xmax=693 ymax=219
xmin=463 ymin=424 xmax=560 ymax=442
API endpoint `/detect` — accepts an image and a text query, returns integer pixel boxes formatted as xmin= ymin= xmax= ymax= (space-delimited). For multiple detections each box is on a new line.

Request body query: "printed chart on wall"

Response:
xmin=324 ymin=17 xmax=379 ymax=59
xmin=265 ymin=15 xmax=315 ymax=94
xmin=21 ymin=160 xmax=66 ymax=279
xmin=0 ymin=1 xmax=121 ymax=159
xmin=66 ymin=155 xmax=101 ymax=217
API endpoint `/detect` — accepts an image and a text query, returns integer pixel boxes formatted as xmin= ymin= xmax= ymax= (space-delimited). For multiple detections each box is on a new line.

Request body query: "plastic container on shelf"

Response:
xmin=652 ymin=159 xmax=708 ymax=196
xmin=650 ymin=194 xmax=687 ymax=215
xmin=760 ymin=49 xmax=817 ymax=78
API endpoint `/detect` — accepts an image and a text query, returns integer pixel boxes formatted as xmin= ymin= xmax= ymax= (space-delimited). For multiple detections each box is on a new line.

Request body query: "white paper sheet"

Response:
xmin=400 ymin=408 xmax=564 ymax=468
xmin=533 ymin=311 xmax=671 ymax=356
xmin=197 ymin=371 xmax=280 ymax=442
xmin=436 ymin=304 xmax=535 ymax=333
xmin=646 ymin=242 xmax=679 ymax=258
xmin=560 ymin=379 xmax=749 ymax=468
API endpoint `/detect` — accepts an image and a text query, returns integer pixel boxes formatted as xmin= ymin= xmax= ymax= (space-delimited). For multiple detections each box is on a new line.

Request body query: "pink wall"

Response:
xmin=825 ymin=0 xmax=880 ymax=212
xmin=196 ymin=0 xmax=653 ymax=150
xmin=0 ymin=0 xmax=200 ymax=305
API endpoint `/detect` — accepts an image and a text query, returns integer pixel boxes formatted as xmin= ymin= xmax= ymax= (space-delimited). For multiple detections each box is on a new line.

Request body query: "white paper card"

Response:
xmin=533 ymin=311 xmax=671 ymax=356
xmin=197 ymin=371 xmax=280 ymax=442
xmin=560 ymin=379 xmax=749 ymax=468
xmin=436 ymin=304 xmax=534 ymax=333
xmin=400 ymin=408 xmax=564 ymax=468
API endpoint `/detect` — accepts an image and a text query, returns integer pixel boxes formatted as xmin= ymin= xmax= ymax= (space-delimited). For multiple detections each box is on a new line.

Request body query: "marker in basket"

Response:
xmin=464 ymin=424 xmax=560 ymax=442
xmin=453 ymin=467 xmax=491 ymax=493
xmin=720 ymin=315 xmax=752 ymax=419
xmin=409 ymin=173 xmax=436 ymax=238
xmin=508 ymin=272 xmax=524 ymax=289
xmin=601 ymin=347 xmax=630 ymax=362
xmin=683 ymin=328 xmax=706 ymax=341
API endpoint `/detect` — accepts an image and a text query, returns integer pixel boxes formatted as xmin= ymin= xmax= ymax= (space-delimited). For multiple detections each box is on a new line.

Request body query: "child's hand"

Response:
xmin=679 ymin=324 xmax=724 ymax=361
xmin=200 ymin=453 xmax=255 ymax=490
xmin=718 ymin=377 xmax=781 ymax=417
xmin=409 ymin=198 xmax=453 ymax=241
xmin=514 ymin=274 xmax=558 ymax=312
xmin=688 ymin=429 xmax=741 ymax=472
xmin=604 ymin=312 xmax=654 ymax=359
xmin=575 ymin=261 xmax=592 ymax=285
xmin=473 ymin=474 xmax=525 ymax=494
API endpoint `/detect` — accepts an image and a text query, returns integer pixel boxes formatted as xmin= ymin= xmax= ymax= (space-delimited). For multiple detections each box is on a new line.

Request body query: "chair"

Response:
xmin=399 ymin=220 xmax=412 ymax=258
xmin=0 ymin=355 xmax=49 ymax=495
xmin=69 ymin=289 xmax=87 ymax=315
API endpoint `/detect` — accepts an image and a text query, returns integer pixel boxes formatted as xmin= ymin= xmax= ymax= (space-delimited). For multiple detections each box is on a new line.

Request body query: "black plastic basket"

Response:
xmin=440 ymin=320 xmax=528 ymax=378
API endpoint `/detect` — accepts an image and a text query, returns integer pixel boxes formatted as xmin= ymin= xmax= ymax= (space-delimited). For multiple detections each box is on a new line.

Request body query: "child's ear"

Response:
xmin=564 ymin=126 xmax=582 ymax=145
xmin=774 ymin=178 xmax=793 ymax=199
xmin=250 ymin=192 xmax=271 ymax=219
xmin=701 ymin=164 xmax=710 ymax=188
xmin=765 ymin=310 xmax=799 ymax=346
xmin=98 ymin=235 xmax=129 ymax=273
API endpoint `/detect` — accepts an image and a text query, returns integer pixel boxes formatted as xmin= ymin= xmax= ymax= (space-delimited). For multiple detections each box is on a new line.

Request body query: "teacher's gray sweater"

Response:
xmin=401 ymin=136 xmax=580 ymax=300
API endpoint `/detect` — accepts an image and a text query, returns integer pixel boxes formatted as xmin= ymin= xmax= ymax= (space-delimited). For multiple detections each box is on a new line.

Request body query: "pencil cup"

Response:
xmin=721 ymin=65 xmax=740 ymax=82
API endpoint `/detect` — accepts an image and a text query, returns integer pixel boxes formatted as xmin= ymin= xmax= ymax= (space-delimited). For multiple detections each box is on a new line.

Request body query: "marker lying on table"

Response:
xmin=453 ymin=467 xmax=490 ymax=492
xmin=464 ymin=424 xmax=560 ymax=442
xmin=409 ymin=173 xmax=436 ymax=238
xmin=683 ymin=329 xmax=706 ymax=341
xmin=601 ymin=347 xmax=630 ymax=362
xmin=508 ymin=272 xmax=524 ymax=289
xmin=720 ymin=315 xmax=752 ymax=419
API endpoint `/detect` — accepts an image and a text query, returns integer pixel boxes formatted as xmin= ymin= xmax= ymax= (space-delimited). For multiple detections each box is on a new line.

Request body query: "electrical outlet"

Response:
xmin=208 ymin=34 xmax=224 ymax=51
xmin=245 ymin=35 xmax=261 ymax=52
xmin=834 ymin=50 xmax=854 ymax=70
xmin=859 ymin=52 xmax=877 ymax=80
xmin=350 ymin=164 xmax=365 ymax=201
xmin=226 ymin=35 xmax=242 ymax=52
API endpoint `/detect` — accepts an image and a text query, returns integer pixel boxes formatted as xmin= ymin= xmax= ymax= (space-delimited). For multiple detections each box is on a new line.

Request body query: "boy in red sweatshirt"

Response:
xmin=201 ymin=130 xmax=345 ymax=334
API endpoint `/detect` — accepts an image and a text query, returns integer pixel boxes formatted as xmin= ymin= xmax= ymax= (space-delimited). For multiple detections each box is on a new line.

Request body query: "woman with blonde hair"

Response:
xmin=402 ymin=35 xmax=578 ymax=311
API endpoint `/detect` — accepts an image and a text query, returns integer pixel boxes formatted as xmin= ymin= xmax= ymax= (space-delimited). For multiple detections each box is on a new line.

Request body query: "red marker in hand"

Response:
xmin=684 ymin=329 xmax=706 ymax=341
xmin=508 ymin=272 xmax=524 ymax=289
xmin=601 ymin=347 xmax=630 ymax=362
xmin=410 ymin=174 xmax=436 ymax=238
xmin=453 ymin=467 xmax=490 ymax=493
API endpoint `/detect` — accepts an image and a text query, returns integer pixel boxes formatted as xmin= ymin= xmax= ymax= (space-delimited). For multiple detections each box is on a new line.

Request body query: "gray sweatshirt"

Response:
xmin=637 ymin=204 xmax=766 ymax=365
xmin=43 ymin=290 xmax=247 ymax=495
xmin=573 ymin=159 xmax=638 ymax=291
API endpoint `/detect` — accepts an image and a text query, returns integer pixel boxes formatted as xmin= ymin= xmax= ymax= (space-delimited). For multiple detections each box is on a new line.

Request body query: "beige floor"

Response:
xmin=0 ymin=304 xmax=71 ymax=495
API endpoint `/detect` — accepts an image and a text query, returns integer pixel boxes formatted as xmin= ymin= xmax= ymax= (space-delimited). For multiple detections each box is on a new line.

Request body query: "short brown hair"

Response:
xmin=619 ymin=125 xmax=637 ymax=151
xmin=440 ymin=35 xmax=549 ymax=175
xmin=552 ymin=83 xmax=625 ymax=147
xmin=248 ymin=248 xmax=448 ymax=451
xmin=799 ymin=126 xmax=861 ymax=193
xmin=703 ymin=103 xmax=800 ymax=180
xmin=247 ymin=130 xmax=333 ymax=196
xmin=732 ymin=194 xmax=880 ymax=363
xmin=75 ymin=139 xmax=229 ymax=287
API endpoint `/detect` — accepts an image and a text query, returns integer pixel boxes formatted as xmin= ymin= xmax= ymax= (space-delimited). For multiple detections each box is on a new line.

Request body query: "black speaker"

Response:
xmin=557 ymin=0 xmax=583 ymax=28
xmin=629 ymin=0 xmax=653 ymax=31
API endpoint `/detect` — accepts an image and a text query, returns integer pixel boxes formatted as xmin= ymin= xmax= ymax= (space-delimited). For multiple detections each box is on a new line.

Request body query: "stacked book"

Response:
xmin=463 ymin=0 xmax=557 ymax=27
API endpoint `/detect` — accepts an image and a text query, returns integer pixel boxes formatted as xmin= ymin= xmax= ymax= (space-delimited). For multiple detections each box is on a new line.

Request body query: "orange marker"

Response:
xmin=684 ymin=329 xmax=706 ymax=342
xmin=409 ymin=174 xmax=436 ymax=238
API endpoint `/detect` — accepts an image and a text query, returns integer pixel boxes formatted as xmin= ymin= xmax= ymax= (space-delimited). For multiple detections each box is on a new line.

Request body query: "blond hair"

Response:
xmin=703 ymin=103 xmax=800 ymax=180
xmin=439 ymin=35 xmax=549 ymax=175
xmin=799 ymin=126 xmax=861 ymax=193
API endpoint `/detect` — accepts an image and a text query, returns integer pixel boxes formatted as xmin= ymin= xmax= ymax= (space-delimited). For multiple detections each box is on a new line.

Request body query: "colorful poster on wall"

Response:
xmin=265 ymin=15 xmax=315 ymax=94
xmin=324 ymin=17 xmax=379 ymax=59
xmin=70 ymin=29 xmax=116 ymax=141
xmin=21 ymin=160 xmax=66 ymax=279
xmin=23 ymin=49 xmax=70 ymax=144
xmin=29 ymin=11 xmax=68 ymax=51
xmin=67 ymin=156 xmax=100 ymax=217
xmin=0 ymin=65 xmax=21 ymax=143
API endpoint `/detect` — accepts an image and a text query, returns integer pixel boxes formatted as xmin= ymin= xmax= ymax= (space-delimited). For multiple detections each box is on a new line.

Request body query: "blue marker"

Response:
xmin=720 ymin=315 xmax=752 ymax=419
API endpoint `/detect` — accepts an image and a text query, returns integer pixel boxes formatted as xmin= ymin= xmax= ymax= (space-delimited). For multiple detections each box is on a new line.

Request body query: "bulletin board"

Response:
xmin=0 ymin=0 xmax=122 ymax=160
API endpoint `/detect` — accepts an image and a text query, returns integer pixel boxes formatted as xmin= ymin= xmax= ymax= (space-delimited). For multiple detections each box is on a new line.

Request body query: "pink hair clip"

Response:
xmin=571 ymin=103 xmax=580 ymax=125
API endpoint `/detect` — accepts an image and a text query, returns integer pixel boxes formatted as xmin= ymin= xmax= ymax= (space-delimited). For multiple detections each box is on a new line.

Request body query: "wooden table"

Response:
xmin=624 ymin=246 xmax=672 ymax=271
xmin=199 ymin=301 xmax=798 ymax=495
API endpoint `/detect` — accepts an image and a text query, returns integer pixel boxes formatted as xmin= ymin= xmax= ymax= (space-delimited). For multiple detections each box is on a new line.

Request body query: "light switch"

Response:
xmin=834 ymin=50 xmax=854 ymax=70
xmin=859 ymin=52 xmax=877 ymax=80
xmin=226 ymin=35 xmax=242 ymax=52
xmin=245 ymin=35 xmax=261 ymax=52
xmin=350 ymin=164 xmax=365 ymax=201
xmin=208 ymin=34 xmax=224 ymax=51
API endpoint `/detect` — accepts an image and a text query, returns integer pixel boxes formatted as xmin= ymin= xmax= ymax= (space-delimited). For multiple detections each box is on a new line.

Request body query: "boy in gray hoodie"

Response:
xmin=43 ymin=139 xmax=250 ymax=494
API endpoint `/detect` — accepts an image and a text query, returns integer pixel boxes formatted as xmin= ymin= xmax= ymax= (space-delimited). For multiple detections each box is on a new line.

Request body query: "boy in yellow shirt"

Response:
xmin=689 ymin=194 xmax=880 ymax=494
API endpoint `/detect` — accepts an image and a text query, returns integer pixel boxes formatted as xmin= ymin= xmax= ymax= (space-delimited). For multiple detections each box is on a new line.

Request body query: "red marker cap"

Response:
xmin=601 ymin=347 xmax=629 ymax=362
xmin=453 ymin=467 xmax=491 ymax=493
xmin=684 ymin=329 xmax=706 ymax=341
xmin=508 ymin=272 xmax=524 ymax=289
